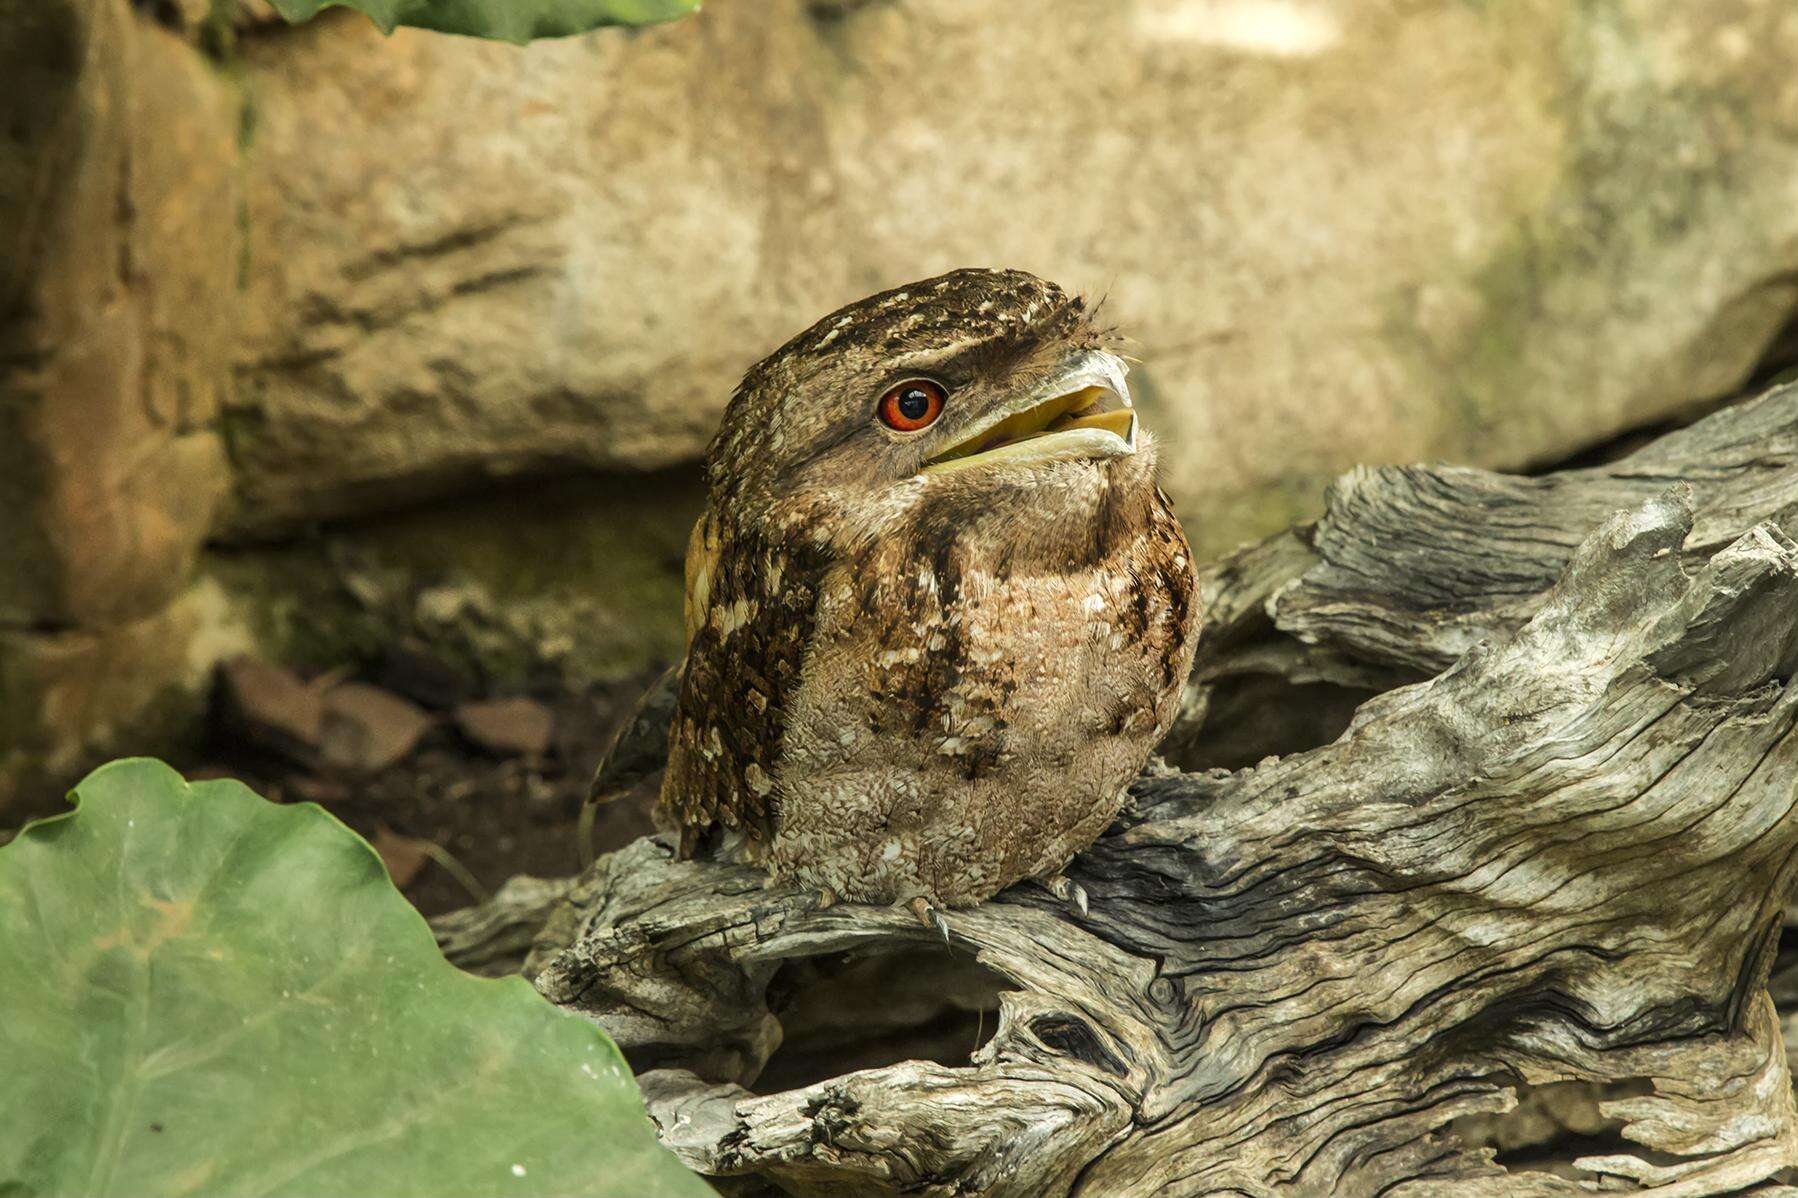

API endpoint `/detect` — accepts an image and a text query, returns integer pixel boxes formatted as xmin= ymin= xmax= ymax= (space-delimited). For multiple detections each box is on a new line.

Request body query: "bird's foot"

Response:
xmin=904 ymin=896 xmax=953 ymax=945
xmin=813 ymin=885 xmax=840 ymax=911
xmin=1039 ymin=873 xmax=1090 ymax=917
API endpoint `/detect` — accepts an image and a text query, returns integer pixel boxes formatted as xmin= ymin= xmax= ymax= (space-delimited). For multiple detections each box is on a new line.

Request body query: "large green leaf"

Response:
xmin=0 ymin=759 xmax=709 ymax=1198
xmin=265 ymin=0 xmax=699 ymax=43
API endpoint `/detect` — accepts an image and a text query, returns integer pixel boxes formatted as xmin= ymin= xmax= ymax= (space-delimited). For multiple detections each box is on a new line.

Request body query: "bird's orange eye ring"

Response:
xmin=877 ymin=379 xmax=946 ymax=432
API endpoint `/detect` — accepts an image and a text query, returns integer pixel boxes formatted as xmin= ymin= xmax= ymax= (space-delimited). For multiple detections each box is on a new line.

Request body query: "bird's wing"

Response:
xmin=662 ymin=511 xmax=822 ymax=854
xmin=583 ymin=506 xmax=762 ymax=814
xmin=683 ymin=507 xmax=718 ymax=647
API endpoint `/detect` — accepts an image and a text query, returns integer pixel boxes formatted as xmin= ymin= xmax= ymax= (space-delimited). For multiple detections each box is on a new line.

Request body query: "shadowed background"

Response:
xmin=4 ymin=0 xmax=1796 ymax=881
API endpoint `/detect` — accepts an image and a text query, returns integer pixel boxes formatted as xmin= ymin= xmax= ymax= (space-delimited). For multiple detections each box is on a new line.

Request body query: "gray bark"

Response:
xmin=1193 ymin=381 xmax=1798 ymax=691
xmin=438 ymin=382 xmax=1798 ymax=1197
xmin=430 ymin=874 xmax=571 ymax=977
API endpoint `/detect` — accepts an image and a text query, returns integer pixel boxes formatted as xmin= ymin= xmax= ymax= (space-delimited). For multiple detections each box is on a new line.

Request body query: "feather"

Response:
xmin=662 ymin=515 xmax=825 ymax=853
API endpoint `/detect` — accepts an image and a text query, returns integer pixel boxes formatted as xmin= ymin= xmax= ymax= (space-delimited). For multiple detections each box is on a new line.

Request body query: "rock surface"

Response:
xmin=454 ymin=698 xmax=555 ymax=758
xmin=225 ymin=0 xmax=1798 ymax=552
xmin=318 ymin=683 xmax=433 ymax=773
xmin=0 ymin=1 xmax=236 ymax=628
xmin=200 ymin=471 xmax=699 ymax=690
xmin=215 ymin=656 xmax=325 ymax=763
xmin=0 ymin=582 xmax=255 ymax=813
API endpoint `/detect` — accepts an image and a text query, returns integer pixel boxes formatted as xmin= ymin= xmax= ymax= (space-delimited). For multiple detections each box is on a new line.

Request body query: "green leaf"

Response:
xmin=0 ymin=759 xmax=709 ymax=1198
xmin=264 ymin=0 xmax=699 ymax=43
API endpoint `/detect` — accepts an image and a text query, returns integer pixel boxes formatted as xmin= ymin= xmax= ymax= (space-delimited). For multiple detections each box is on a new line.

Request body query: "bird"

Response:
xmin=591 ymin=268 xmax=1200 ymax=924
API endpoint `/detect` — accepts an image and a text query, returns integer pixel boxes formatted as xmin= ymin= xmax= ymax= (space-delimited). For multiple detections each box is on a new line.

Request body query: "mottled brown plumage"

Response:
xmin=660 ymin=268 xmax=1199 ymax=909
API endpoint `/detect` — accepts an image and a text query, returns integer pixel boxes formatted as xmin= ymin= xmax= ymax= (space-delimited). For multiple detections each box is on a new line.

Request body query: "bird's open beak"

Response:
xmin=922 ymin=351 xmax=1137 ymax=474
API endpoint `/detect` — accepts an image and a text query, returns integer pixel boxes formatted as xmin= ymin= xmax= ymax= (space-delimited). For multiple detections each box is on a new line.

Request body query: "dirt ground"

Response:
xmin=179 ymin=655 xmax=665 ymax=918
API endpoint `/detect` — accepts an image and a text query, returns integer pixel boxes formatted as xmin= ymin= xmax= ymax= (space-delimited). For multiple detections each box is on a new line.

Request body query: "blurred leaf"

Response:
xmin=0 ymin=759 xmax=709 ymax=1198
xmin=265 ymin=0 xmax=699 ymax=43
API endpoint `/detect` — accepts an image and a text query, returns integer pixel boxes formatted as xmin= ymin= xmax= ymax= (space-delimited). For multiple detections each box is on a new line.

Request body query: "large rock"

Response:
xmin=0 ymin=0 xmax=241 ymax=814
xmin=0 ymin=581 xmax=255 ymax=822
xmin=0 ymin=0 xmax=235 ymax=628
xmin=201 ymin=472 xmax=699 ymax=691
xmin=225 ymin=0 xmax=1798 ymax=554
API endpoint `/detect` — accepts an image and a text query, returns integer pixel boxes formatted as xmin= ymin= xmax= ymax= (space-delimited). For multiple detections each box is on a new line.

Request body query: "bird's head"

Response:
xmin=706 ymin=269 xmax=1147 ymax=521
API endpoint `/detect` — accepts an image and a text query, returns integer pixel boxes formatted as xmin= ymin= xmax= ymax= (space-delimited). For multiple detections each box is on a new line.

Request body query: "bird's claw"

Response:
xmin=813 ymin=886 xmax=840 ymax=911
xmin=905 ymin=896 xmax=953 ymax=945
xmin=1042 ymin=873 xmax=1089 ymax=917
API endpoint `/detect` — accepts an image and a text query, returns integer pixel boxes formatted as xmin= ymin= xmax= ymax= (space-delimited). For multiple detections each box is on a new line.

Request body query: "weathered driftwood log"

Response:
xmin=433 ymin=382 xmax=1798 ymax=1196
xmin=1188 ymin=380 xmax=1798 ymax=711
xmin=431 ymin=874 xmax=571 ymax=978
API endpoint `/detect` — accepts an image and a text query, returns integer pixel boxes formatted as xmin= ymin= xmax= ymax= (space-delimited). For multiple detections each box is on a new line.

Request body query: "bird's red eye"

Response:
xmin=877 ymin=379 xmax=946 ymax=432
